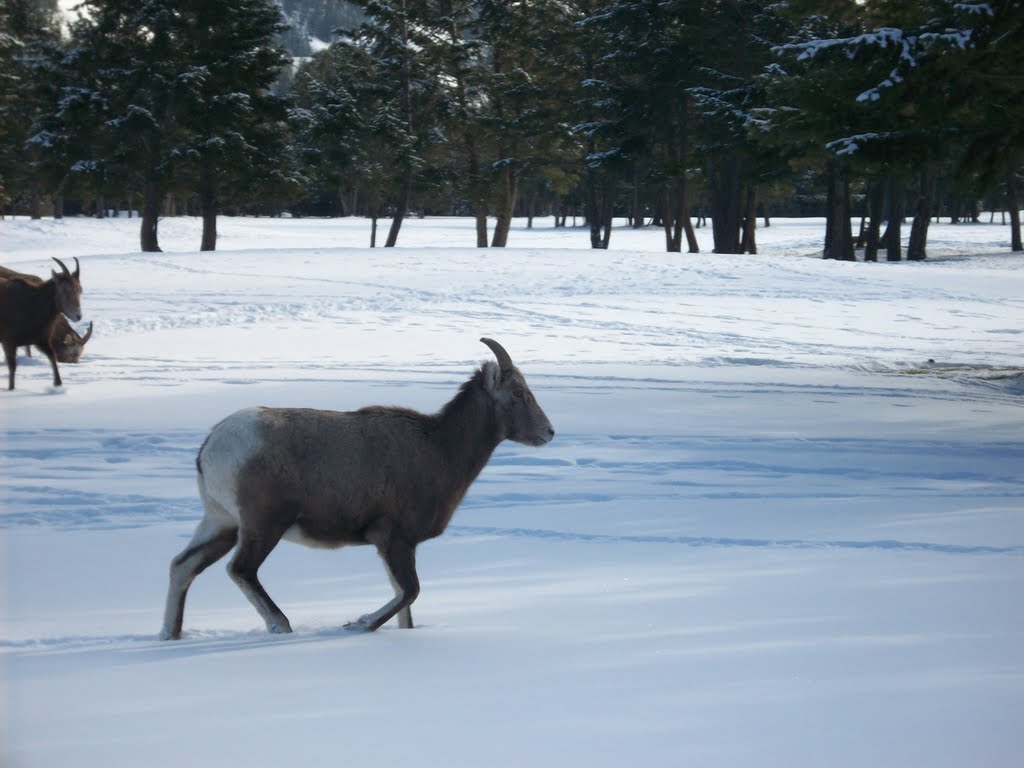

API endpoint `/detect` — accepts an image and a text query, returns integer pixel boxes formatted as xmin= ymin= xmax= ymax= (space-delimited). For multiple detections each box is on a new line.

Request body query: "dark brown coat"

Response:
xmin=0 ymin=258 xmax=83 ymax=390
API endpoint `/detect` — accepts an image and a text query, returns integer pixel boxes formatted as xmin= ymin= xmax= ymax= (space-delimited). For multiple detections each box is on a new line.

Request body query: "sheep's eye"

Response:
xmin=513 ymin=389 xmax=524 ymax=398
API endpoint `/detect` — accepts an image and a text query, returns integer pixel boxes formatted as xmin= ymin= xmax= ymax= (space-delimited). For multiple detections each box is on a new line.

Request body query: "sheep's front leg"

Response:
xmin=3 ymin=341 xmax=17 ymax=390
xmin=39 ymin=343 xmax=62 ymax=387
xmin=347 ymin=539 xmax=419 ymax=632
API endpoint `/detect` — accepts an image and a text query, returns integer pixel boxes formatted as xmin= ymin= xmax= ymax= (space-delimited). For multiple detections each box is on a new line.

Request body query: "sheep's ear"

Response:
xmin=482 ymin=361 xmax=501 ymax=393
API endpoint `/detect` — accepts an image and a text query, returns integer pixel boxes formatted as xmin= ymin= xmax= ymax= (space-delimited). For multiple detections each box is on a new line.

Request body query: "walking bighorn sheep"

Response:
xmin=160 ymin=337 xmax=554 ymax=640
xmin=0 ymin=258 xmax=83 ymax=390
xmin=0 ymin=266 xmax=93 ymax=363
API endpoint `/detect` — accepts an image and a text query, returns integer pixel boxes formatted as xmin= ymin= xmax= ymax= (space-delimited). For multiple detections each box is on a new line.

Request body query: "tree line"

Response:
xmin=1 ymin=0 xmax=1021 ymax=257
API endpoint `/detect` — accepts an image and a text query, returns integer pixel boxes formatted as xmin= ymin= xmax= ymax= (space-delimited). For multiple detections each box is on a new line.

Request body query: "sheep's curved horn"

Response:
xmin=73 ymin=257 xmax=80 ymax=279
xmin=79 ymin=321 xmax=93 ymax=343
xmin=52 ymin=257 xmax=71 ymax=277
xmin=480 ymin=337 xmax=513 ymax=372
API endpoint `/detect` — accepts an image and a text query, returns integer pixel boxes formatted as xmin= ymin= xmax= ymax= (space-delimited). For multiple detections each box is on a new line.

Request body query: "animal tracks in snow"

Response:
xmin=449 ymin=525 xmax=1024 ymax=557
xmin=3 ymin=425 xmax=1020 ymax=558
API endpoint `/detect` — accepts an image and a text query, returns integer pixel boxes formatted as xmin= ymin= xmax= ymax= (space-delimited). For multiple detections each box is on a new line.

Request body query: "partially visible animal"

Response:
xmin=0 ymin=266 xmax=93 ymax=362
xmin=0 ymin=257 xmax=83 ymax=390
xmin=48 ymin=315 xmax=93 ymax=363
xmin=161 ymin=337 xmax=555 ymax=640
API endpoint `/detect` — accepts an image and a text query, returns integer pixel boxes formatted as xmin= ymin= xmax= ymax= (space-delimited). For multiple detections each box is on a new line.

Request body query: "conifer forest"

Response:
xmin=1 ymin=0 xmax=1021 ymax=258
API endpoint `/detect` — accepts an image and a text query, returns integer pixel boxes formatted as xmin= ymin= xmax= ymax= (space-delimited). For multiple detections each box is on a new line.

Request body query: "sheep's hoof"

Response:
xmin=267 ymin=619 xmax=293 ymax=634
xmin=344 ymin=616 xmax=374 ymax=633
xmin=158 ymin=629 xmax=181 ymax=641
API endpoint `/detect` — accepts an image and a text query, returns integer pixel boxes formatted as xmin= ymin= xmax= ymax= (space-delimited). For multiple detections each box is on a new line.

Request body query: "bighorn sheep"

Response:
xmin=0 ymin=258 xmax=83 ymax=390
xmin=0 ymin=266 xmax=92 ymax=362
xmin=48 ymin=316 xmax=94 ymax=363
xmin=160 ymin=337 xmax=554 ymax=640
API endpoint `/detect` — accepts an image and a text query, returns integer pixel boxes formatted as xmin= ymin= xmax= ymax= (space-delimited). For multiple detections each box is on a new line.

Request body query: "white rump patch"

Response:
xmin=197 ymin=407 xmax=265 ymax=522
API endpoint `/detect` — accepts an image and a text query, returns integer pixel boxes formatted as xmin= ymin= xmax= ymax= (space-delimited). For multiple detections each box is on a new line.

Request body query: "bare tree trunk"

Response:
xmin=53 ymin=179 xmax=65 ymax=220
xmin=907 ymin=167 xmax=936 ymax=261
xmin=864 ymin=179 xmax=884 ymax=262
xmin=683 ymin=213 xmax=698 ymax=252
xmin=28 ymin=180 xmax=42 ymax=220
xmin=662 ymin=186 xmax=681 ymax=253
xmin=385 ymin=0 xmax=414 ymax=249
xmin=199 ymin=166 xmax=218 ymax=251
xmin=823 ymin=162 xmax=854 ymax=260
xmin=1007 ymin=167 xmax=1022 ymax=252
xmin=741 ymin=185 xmax=757 ymax=255
xmin=385 ymin=173 xmax=411 ymax=248
xmin=587 ymin=170 xmax=613 ymax=249
xmin=662 ymin=176 xmax=698 ymax=253
xmin=708 ymin=155 xmax=743 ymax=253
xmin=884 ymin=176 xmax=905 ymax=261
xmin=140 ymin=180 xmax=163 ymax=252
xmin=491 ymin=163 xmax=518 ymax=247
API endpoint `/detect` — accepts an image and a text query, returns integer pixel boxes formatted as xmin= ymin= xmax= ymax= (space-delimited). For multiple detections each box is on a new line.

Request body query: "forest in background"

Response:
xmin=1 ymin=0 xmax=1021 ymax=258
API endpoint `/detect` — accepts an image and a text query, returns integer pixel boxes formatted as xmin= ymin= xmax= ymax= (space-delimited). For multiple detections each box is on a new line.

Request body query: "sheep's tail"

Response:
xmin=195 ymin=434 xmax=211 ymax=476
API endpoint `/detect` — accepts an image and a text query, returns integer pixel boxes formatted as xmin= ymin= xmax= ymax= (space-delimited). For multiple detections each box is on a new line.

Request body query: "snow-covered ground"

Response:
xmin=2 ymin=214 xmax=1022 ymax=767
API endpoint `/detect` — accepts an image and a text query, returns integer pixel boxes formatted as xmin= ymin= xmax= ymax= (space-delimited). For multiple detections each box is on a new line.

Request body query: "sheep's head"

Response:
xmin=51 ymin=257 xmax=82 ymax=323
xmin=52 ymin=319 xmax=93 ymax=363
xmin=480 ymin=337 xmax=554 ymax=447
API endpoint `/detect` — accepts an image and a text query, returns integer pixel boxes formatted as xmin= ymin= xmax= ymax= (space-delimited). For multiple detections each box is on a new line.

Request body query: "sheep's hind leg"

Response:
xmin=228 ymin=525 xmax=293 ymax=634
xmin=347 ymin=538 xmax=419 ymax=632
xmin=160 ymin=521 xmax=238 ymax=640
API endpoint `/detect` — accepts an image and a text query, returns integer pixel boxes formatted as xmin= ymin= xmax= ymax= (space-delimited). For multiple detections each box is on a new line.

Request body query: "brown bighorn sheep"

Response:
xmin=48 ymin=316 xmax=94 ymax=363
xmin=160 ymin=337 xmax=554 ymax=640
xmin=0 ymin=258 xmax=83 ymax=390
xmin=0 ymin=265 xmax=92 ymax=362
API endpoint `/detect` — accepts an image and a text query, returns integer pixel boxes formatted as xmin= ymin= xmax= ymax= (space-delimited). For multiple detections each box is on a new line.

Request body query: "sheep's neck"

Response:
xmin=429 ymin=378 xmax=501 ymax=535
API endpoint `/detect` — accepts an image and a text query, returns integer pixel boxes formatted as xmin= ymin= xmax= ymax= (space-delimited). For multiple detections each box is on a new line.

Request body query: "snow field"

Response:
xmin=1 ymin=214 xmax=1022 ymax=767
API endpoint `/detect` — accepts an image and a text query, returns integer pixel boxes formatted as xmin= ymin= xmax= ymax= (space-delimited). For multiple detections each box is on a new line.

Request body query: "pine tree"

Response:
xmin=466 ymin=0 xmax=576 ymax=247
xmin=580 ymin=0 xmax=699 ymax=252
xmin=340 ymin=0 xmax=446 ymax=246
xmin=0 ymin=0 xmax=64 ymax=218
xmin=64 ymin=1 xmax=194 ymax=249
xmin=57 ymin=1 xmax=292 ymax=250
xmin=432 ymin=0 xmax=490 ymax=245
xmin=290 ymin=43 xmax=368 ymax=217
xmin=943 ymin=0 xmax=1024 ymax=251
xmin=171 ymin=1 xmax=293 ymax=250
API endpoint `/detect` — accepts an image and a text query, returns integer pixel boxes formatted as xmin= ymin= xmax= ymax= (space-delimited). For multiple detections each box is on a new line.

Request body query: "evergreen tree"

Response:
xmin=172 ymin=1 xmax=294 ymax=250
xmin=67 ymin=1 xmax=191 ymax=250
xmin=0 ymin=0 xmax=63 ymax=218
xmin=764 ymin=3 xmax=870 ymax=260
xmin=469 ymin=0 xmax=574 ymax=247
xmin=585 ymin=0 xmax=705 ymax=252
xmin=943 ymin=0 xmax=1024 ymax=251
xmin=767 ymin=0 xmax=1024 ymax=260
xmin=60 ymin=0 xmax=291 ymax=251
xmin=433 ymin=0 xmax=491 ymax=246
xmin=290 ymin=43 xmax=368 ymax=217
xmin=690 ymin=0 xmax=786 ymax=255
xmin=341 ymin=0 xmax=446 ymax=247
